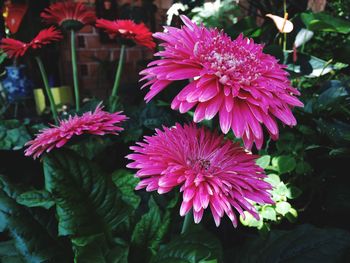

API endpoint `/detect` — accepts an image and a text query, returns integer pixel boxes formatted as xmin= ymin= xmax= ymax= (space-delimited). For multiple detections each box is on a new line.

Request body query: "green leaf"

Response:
xmin=329 ymin=148 xmax=350 ymax=157
xmin=295 ymin=161 xmax=312 ymax=175
xmin=16 ymin=190 xmax=54 ymax=209
xmin=316 ymin=80 xmax=349 ymax=111
xmin=273 ymin=155 xmax=296 ymax=174
xmin=0 ymin=240 xmax=25 ymax=263
xmin=301 ymin=12 xmax=350 ymax=34
xmin=286 ymin=208 xmax=298 ymax=223
xmin=74 ymin=235 xmax=128 ymax=263
xmin=240 ymin=212 xmax=263 ymax=229
xmin=140 ymin=102 xmax=174 ymax=130
xmin=275 ymin=182 xmax=288 ymax=197
xmin=0 ymin=120 xmax=31 ymax=151
xmin=256 ymin=155 xmax=271 ymax=169
xmin=275 ymin=201 xmax=292 ymax=216
xmin=43 ymin=149 xmax=132 ymax=238
xmin=287 ymin=53 xmax=346 ymax=78
xmin=261 ymin=206 xmax=277 ymax=221
xmin=316 ymin=119 xmax=350 ymax=145
xmin=286 ymin=185 xmax=302 ymax=199
xmin=70 ymin=136 xmax=114 ymax=160
xmin=153 ymin=228 xmax=223 ymax=263
xmin=129 ymin=197 xmax=169 ymax=262
xmin=264 ymin=174 xmax=280 ymax=187
xmin=112 ymin=170 xmax=140 ymax=209
xmin=236 ymin=224 xmax=350 ymax=262
xmin=0 ymin=175 xmax=71 ymax=262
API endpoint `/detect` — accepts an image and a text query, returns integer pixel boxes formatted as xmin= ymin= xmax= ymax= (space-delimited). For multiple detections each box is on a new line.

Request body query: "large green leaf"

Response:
xmin=317 ymin=81 xmax=349 ymax=110
xmin=235 ymin=224 xmax=350 ymax=263
xmin=129 ymin=197 xmax=168 ymax=262
xmin=0 ymin=176 xmax=70 ymax=262
xmin=152 ymin=229 xmax=223 ymax=263
xmin=16 ymin=190 xmax=54 ymax=210
xmin=43 ymin=149 xmax=132 ymax=238
xmin=0 ymin=240 xmax=25 ymax=263
xmin=70 ymin=136 xmax=114 ymax=160
xmin=0 ymin=120 xmax=31 ymax=150
xmin=272 ymin=155 xmax=296 ymax=174
xmin=111 ymin=169 xmax=140 ymax=209
xmin=287 ymin=53 xmax=347 ymax=78
xmin=74 ymin=235 xmax=128 ymax=263
xmin=316 ymin=119 xmax=350 ymax=145
xmin=301 ymin=12 xmax=350 ymax=34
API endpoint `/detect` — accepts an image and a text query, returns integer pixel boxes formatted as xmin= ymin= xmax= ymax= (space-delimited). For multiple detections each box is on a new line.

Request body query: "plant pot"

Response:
xmin=1 ymin=65 xmax=33 ymax=103
xmin=33 ymin=85 xmax=73 ymax=115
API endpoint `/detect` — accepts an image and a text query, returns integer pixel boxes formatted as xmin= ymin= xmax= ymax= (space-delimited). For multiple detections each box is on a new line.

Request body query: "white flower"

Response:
xmin=166 ymin=3 xmax=188 ymax=25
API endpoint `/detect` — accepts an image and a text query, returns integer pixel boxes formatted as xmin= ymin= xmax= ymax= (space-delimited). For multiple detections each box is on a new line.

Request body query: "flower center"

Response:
xmin=187 ymin=157 xmax=211 ymax=172
xmin=193 ymin=34 xmax=262 ymax=91
xmin=118 ymin=29 xmax=136 ymax=39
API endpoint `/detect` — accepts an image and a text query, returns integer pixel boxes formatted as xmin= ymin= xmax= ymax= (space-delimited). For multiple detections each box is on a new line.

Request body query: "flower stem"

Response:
xmin=35 ymin=56 xmax=58 ymax=124
xmin=110 ymin=44 xmax=126 ymax=112
xmin=282 ymin=0 xmax=287 ymax=52
xmin=181 ymin=210 xmax=193 ymax=234
xmin=71 ymin=29 xmax=80 ymax=111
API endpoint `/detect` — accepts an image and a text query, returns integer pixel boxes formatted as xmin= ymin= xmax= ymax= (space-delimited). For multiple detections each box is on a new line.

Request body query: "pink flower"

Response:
xmin=126 ymin=123 xmax=273 ymax=227
xmin=140 ymin=15 xmax=303 ymax=149
xmin=25 ymin=105 xmax=127 ymax=159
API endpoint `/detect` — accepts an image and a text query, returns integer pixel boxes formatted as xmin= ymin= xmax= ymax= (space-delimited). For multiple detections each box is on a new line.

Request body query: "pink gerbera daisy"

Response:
xmin=25 ymin=105 xmax=127 ymax=159
xmin=126 ymin=123 xmax=273 ymax=227
xmin=140 ymin=15 xmax=303 ymax=149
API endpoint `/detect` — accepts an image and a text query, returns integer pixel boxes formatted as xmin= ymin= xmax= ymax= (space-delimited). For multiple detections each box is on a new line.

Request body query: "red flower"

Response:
xmin=41 ymin=0 xmax=96 ymax=31
xmin=96 ymin=19 xmax=155 ymax=49
xmin=0 ymin=38 xmax=29 ymax=58
xmin=0 ymin=27 xmax=62 ymax=58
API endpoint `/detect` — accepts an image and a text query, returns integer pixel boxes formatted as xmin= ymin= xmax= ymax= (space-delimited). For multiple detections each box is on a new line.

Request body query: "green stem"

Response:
xmin=71 ymin=30 xmax=80 ymax=111
xmin=282 ymin=0 xmax=287 ymax=52
xmin=35 ymin=56 xmax=58 ymax=124
xmin=181 ymin=210 xmax=193 ymax=234
xmin=110 ymin=44 xmax=126 ymax=112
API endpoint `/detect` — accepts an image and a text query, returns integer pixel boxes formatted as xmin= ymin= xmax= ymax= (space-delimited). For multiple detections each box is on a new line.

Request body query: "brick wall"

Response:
xmin=60 ymin=0 xmax=171 ymax=99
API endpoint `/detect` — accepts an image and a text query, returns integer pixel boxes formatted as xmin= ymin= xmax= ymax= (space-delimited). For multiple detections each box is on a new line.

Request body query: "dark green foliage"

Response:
xmin=0 ymin=120 xmax=31 ymax=150
xmin=235 ymin=225 xmax=350 ymax=263
xmin=43 ymin=149 xmax=133 ymax=238
xmin=153 ymin=229 xmax=223 ymax=263
xmin=0 ymin=176 xmax=71 ymax=262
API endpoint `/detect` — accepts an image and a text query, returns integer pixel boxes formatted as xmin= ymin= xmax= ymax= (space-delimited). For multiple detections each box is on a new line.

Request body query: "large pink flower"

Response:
xmin=25 ymin=105 xmax=127 ymax=159
xmin=140 ymin=15 xmax=303 ymax=149
xmin=126 ymin=123 xmax=273 ymax=227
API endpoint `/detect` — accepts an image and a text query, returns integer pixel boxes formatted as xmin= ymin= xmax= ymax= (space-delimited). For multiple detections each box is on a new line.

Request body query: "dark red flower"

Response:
xmin=0 ymin=38 xmax=29 ymax=58
xmin=0 ymin=26 xmax=62 ymax=58
xmin=41 ymin=0 xmax=96 ymax=31
xmin=30 ymin=27 xmax=63 ymax=50
xmin=96 ymin=19 xmax=155 ymax=49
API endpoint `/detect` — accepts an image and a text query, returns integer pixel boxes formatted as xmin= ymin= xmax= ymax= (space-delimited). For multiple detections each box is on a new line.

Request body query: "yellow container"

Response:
xmin=33 ymin=86 xmax=73 ymax=115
